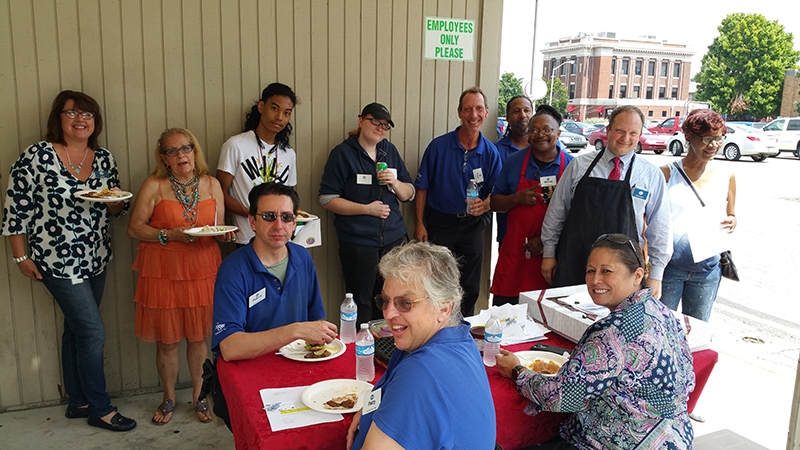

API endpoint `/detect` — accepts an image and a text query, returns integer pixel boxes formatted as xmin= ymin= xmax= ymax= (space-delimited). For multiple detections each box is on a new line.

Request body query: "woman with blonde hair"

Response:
xmin=128 ymin=127 xmax=235 ymax=424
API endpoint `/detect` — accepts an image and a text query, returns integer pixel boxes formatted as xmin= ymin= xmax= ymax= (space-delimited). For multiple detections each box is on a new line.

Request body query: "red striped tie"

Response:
xmin=609 ymin=157 xmax=621 ymax=180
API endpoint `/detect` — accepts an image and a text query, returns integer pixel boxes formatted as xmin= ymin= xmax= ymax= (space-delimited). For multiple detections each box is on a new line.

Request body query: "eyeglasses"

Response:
xmin=692 ymin=132 xmax=725 ymax=146
xmin=62 ymin=110 xmax=95 ymax=120
xmin=374 ymin=294 xmax=426 ymax=313
xmin=592 ymin=233 xmax=643 ymax=268
xmin=366 ymin=117 xmax=391 ymax=131
xmin=529 ymin=127 xmax=556 ymax=135
xmin=256 ymin=212 xmax=296 ymax=223
xmin=161 ymin=144 xmax=195 ymax=157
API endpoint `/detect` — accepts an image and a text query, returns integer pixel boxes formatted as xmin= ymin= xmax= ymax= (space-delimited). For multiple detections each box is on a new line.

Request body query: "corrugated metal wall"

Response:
xmin=0 ymin=0 xmax=502 ymax=410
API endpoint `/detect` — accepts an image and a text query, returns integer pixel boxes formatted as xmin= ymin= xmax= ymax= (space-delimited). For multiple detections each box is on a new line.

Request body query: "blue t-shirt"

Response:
xmin=415 ymin=127 xmax=502 ymax=215
xmin=211 ymin=242 xmax=326 ymax=353
xmin=351 ymin=325 xmax=496 ymax=450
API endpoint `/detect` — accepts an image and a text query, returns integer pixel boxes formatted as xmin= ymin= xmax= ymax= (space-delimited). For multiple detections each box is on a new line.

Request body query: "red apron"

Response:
xmin=491 ymin=149 xmax=566 ymax=296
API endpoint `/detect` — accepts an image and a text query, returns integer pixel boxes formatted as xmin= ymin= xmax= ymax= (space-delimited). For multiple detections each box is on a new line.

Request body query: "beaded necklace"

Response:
xmin=169 ymin=174 xmax=199 ymax=226
xmin=64 ymin=143 xmax=90 ymax=175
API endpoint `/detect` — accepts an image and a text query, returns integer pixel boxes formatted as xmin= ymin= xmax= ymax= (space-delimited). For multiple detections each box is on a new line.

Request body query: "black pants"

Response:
xmin=493 ymin=295 xmax=519 ymax=306
xmin=338 ymin=236 xmax=407 ymax=326
xmin=426 ymin=208 xmax=489 ymax=317
xmin=518 ymin=436 xmax=578 ymax=450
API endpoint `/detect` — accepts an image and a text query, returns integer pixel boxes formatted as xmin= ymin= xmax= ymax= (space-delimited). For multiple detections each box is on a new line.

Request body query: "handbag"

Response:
xmin=673 ymin=162 xmax=739 ymax=281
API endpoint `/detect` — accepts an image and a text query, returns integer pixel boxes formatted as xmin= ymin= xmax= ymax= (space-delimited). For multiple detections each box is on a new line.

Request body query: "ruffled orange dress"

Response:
xmin=133 ymin=181 xmax=221 ymax=344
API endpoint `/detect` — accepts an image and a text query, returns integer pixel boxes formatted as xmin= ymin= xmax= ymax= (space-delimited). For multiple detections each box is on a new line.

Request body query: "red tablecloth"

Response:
xmin=217 ymin=333 xmax=716 ymax=450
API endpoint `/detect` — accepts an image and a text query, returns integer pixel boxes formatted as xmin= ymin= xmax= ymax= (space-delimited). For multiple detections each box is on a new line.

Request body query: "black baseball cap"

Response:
xmin=359 ymin=102 xmax=394 ymax=128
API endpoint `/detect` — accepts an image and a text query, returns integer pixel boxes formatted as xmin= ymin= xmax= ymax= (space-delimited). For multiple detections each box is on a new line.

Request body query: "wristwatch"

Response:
xmin=13 ymin=254 xmax=28 ymax=264
xmin=511 ymin=364 xmax=527 ymax=381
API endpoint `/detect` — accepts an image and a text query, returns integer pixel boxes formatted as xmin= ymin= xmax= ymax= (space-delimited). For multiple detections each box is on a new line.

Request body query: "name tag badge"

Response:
xmin=94 ymin=170 xmax=110 ymax=178
xmin=356 ymin=174 xmax=372 ymax=185
xmin=249 ymin=288 xmax=266 ymax=308
xmin=472 ymin=168 xmax=484 ymax=183
xmin=363 ymin=388 xmax=381 ymax=415
xmin=632 ymin=187 xmax=649 ymax=200
xmin=540 ymin=175 xmax=557 ymax=187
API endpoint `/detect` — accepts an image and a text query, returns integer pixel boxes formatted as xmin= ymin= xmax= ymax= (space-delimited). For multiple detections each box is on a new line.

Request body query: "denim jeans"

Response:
xmin=41 ymin=270 xmax=114 ymax=417
xmin=660 ymin=263 xmax=722 ymax=321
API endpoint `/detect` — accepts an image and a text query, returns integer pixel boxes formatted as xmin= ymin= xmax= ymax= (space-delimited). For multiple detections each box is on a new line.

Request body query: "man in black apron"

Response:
xmin=540 ymin=106 xmax=672 ymax=299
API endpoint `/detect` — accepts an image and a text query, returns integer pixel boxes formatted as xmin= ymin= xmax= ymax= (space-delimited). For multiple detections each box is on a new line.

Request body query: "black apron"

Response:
xmin=552 ymin=150 xmax=639 ymax=287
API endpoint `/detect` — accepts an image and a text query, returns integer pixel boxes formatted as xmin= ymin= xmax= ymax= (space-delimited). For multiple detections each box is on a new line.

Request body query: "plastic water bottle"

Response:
xmin=466 ymin=179 xmax=479 ymax=215
xmin=355 ymin=323 xmax=375 ymax=382
xmin=483 ymin=314 xmax=502 ymax=367
xmin=340 ymin=293 xmax=358 ymax=344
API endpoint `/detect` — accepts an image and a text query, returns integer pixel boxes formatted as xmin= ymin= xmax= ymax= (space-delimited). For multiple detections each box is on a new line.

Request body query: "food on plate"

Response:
xmin=526 ymin=359 xmax=562 ymax=375
xmin=200 ymin=225 xmax=229 ymax=233
xmin=303 ymin=342 xmax=334 ymax=359
xmin=83 ymin=188 xmax=118 ymax=199
xmin=323 ymin=393 xmax=358 ymax=410
xmin=296 ymin=209 xmax=311 ymax=219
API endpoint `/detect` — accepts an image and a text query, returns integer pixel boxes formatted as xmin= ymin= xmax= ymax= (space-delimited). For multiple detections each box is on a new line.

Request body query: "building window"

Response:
xmin=635 ymin=60 xmax=642 ymax=76
xmin=646 ymin=86 xmax=653 ymax=99
xmin=662 ymin=111 xmax=667 ymax=117
xmin=622 ymin=60 xmax=629 ymax=75
xmin=569 ymin=83 xmax=575 ymax=99
xmin=551 ymin=60 xmax=556 ymax=75
xmin=571 ymin=59 xmax=576 ymax=75
xmin=674 ymin=62 xmax=681 ymax=77
xmin=619 ymin=85 xmax=627 ymax=98
xmin=661 ymin=62 xmax=668 ymax=77
xmin=633 ymin=86 xmax=640 ymax=98
xmin=676 ymin=110 xmax=681 ymax=116
xmin=611 ymin=59 xmax=616 ymax=75
xmin=561 ymin=60 xmax=567 ymax=76
xmin=659 ymin=86 xmax=666 ymax=99
xmin=672 ymin=87 xmax=679 ymax=99
xmin=609 ymin=84 xmax=614 ymax=98
xmin=648 ymin=61 xmax=655 ymax=76
xmin=648 ymin=110 xmax=654 ymax=117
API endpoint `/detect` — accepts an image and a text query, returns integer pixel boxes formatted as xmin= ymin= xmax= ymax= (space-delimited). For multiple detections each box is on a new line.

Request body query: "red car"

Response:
xmin=589 ymin=126 xmax=667 ymax=154
xmin=647 ymin=116 xmax=684 ymax=135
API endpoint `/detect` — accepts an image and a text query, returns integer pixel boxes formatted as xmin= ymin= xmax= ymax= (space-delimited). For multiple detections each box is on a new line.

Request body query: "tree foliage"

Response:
xmin=695 ymin=13 xmax=800 ymax=119
xmin=498 ymin=72 xmax=524 ymax=116
xmin=534 ymin=78 xmax=569 ymax=117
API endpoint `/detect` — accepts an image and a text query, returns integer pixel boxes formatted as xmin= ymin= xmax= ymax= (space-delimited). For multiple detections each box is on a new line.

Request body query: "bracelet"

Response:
xmin=13 ymin=254 xmax=28 ymax=264
xmin=158 ymin=229 xmax=169 ymax=246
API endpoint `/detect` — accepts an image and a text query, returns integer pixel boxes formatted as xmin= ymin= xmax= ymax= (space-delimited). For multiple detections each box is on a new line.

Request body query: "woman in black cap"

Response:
xmin=319 ymin=103 xmax=415 ymax=326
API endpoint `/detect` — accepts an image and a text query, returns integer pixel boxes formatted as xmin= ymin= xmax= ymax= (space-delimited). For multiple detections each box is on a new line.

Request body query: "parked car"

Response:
xmin=761 ymin=117 xmax=800 ymax=157
xmin=589 ymin=126 xmax=667 ymax=154
xmin=496 ymin=117 xmax=507 ymax=139
xmin=558 ymin=130 xmax=588 ymax=153
xmin=665 ymin=123 xmax=779 ymax=161
xmin=561 ymin=121 xmax=594 ymax=139
xmin=648 ymin=116 xmax=684 ymax=135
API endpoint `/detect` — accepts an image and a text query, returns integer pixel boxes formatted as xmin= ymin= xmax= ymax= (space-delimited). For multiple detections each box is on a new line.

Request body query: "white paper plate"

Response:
xmin=296 ymin=213 xmax=319 ymax=222
xmin=300 ymin=379 xmax=374 ymax=414
xmin=513 ymin=350 xmax=569 ymax=377
xmin=278 ymin=339 xmax=346 ymax=363
xmin=182 ymin=225 xmax=238 ymax=237
xmin=74 ymin=190 xmax=133 ymax=203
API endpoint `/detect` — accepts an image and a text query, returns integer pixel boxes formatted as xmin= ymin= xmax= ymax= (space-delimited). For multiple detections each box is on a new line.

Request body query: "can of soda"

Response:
xmin=376 ymin=162 xmax=388 ymax=184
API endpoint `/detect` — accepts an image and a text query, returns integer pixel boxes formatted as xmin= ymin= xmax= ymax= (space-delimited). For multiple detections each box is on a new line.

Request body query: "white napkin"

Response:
xmin=466 ymin=303 xmax=548 ymax=345
xmin=560 ymin=290 xmax=610 ymax=318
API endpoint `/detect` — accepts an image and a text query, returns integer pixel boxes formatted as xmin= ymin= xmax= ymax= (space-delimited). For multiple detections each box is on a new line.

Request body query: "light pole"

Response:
xmin=549 ymin=60 xmax=574 ymax=105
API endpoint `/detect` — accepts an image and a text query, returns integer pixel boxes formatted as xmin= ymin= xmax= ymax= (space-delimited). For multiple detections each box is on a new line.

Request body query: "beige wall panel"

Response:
xmin=257 ymin=0 xmax=278 ymax=89
xmin=201 ymin=0 xmax=226 ymax=172
xmin=54 ymin=0 xmax=82 ymax=93
xmin=220 ymin=1 xmax=244 ymax=138
xmin=359 ymin=1 xmax=377 ymax=103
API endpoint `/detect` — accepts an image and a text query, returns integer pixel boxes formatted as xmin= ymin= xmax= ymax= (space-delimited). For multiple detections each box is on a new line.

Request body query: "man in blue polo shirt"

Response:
xmin=414 ymin=86 xmax=502 ymax=317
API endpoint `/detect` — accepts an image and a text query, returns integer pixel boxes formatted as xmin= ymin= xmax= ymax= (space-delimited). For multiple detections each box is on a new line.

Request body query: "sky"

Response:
xmin=500 ymin=0 xmax=800 ymax=98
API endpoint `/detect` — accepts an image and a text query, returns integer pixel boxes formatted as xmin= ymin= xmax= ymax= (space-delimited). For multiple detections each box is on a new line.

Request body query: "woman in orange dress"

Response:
xmin=128 ymin=128 xmax=235 ymax=424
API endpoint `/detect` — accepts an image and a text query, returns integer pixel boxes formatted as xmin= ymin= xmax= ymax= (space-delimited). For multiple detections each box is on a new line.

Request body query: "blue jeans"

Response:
xmin=660 ymin=263 xmax=722 ymax=321
xmin=41 ymin=271 xmax=114 ymax=417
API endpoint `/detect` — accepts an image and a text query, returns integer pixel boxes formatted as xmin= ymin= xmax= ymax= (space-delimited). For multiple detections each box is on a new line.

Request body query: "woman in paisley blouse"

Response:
xmin=1 ymin=90 xmax=136 ymax=432
xmin=496 ymin=233 xmax=695 ymax=449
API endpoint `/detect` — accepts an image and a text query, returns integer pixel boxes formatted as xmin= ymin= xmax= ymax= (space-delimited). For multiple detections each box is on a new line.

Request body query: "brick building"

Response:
xmin=780 ymin=69 xmax=800 ymax=117
xmin=542 ymin=32 xmax=694 ymax=122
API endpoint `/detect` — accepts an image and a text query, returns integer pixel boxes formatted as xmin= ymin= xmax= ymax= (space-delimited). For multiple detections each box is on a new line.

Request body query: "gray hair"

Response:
xmin=378 ymin=242 xmax=463 ymax=327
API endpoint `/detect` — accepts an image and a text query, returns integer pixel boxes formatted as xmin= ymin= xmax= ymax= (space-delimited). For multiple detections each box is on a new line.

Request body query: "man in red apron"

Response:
xmin=491 ymin=106 xmax=575 ymax=305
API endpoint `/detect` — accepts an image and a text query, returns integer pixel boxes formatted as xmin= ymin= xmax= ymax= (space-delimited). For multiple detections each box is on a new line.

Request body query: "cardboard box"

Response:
xmin=292 ymin=218 xmax=322 ymax=248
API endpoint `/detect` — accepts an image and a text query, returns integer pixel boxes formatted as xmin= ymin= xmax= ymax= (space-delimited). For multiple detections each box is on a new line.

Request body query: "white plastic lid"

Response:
xmin=346 ymin=293 xmax=353 ymax=298
xmin=360 ymin=323 xmax=369 ymax=329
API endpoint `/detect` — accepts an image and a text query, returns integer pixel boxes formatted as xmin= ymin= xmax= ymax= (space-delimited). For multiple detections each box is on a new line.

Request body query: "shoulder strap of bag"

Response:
xmin=672 ymin=161 xmax=705 ymax=207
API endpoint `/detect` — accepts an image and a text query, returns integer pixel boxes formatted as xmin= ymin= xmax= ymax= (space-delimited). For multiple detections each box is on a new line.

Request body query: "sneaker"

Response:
xmin=88 ymin=412 xmax=137 ymax=432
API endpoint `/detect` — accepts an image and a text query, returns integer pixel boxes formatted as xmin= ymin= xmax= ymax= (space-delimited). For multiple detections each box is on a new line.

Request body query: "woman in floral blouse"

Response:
xmin=497 ymin=233 xmax=695 ymax=449
xmin=1 ymin=90 xmax=136 ymax=432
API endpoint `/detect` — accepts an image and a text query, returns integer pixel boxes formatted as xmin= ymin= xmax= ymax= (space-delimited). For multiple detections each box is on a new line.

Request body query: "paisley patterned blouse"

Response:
xmin=517 ymin=288 xmax=695 ymax=449
xmin=1 ymin=141 xmax=129 ymax=279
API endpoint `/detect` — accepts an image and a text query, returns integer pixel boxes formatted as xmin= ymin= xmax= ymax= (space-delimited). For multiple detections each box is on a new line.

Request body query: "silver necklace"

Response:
xmin=64 ymin=144 xmax=89 ymax=174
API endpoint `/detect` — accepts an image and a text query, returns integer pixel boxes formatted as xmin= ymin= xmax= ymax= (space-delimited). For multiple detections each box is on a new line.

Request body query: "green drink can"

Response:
xmin=376 ymin=162 xmax=388 ymax=184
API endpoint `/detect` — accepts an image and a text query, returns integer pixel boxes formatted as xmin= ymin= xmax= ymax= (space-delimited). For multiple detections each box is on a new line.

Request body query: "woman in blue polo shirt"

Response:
xmin=319 ymin=103 xmax=415 ymax=326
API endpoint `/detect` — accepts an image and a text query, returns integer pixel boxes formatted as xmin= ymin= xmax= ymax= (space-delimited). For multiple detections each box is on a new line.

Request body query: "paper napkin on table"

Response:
xmin=466 ymin=303 xmax=548 ymax=345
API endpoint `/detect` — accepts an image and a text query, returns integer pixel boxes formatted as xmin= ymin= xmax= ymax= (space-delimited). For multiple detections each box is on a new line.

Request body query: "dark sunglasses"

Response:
xmin=256 ymin=212 xmax=296 ymax=223
xmin=374 ymin=294 xmax=425 ymax=313
xmin=592 ymin=233 xmax=643 ymax=268
xmin=162 ymin=144 xmax=195 ymax=157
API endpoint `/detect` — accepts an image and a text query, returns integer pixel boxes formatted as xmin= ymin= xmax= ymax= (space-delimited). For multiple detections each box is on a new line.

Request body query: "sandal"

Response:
xmin=152 ymin=399 xmax=174 ymax=425
xmin=195 ymin=398 xmax=212 ymax=423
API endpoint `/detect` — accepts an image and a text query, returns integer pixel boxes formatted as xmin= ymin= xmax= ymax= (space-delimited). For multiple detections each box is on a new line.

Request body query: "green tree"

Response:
xmin=498 ymin=72 xmax=524 ymax=116
xmin=695 ymin=13 xmax=800 ymax=119
xmin=534 ymin=78 xmax=568 ymax=116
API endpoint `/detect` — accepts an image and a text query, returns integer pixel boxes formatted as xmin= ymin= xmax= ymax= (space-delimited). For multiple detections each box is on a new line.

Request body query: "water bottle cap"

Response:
xmin=346 ymin=293 xmax=353 ymax=298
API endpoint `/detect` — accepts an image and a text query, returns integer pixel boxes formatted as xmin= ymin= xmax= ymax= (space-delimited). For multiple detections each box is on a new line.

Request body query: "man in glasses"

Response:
xmin=541 ymin=105 xmax=672 ymax=299
xmin=414 ymin=86 xmax=502 ymax=317
xmin=210 ymin=182 xmax=336 ymax=427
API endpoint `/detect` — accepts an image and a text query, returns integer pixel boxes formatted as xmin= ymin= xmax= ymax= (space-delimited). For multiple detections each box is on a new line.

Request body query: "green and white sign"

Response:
xmin=424 ymin=16 xmax=474 ymax=62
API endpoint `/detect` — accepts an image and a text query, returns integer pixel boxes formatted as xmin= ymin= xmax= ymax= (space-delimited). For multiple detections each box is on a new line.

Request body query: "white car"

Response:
xmin=761 ymin=117 xmax=800 ymax=157
xmin=665 ymin=123 xmax=779 ymax=162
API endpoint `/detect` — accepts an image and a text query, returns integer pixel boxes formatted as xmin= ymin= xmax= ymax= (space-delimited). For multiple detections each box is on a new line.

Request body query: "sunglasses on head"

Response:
xmin=255 ymin=212 xmax=296 ymax=223
xmin=374 ymin=294 xmax=425 ymax=313
xmin=592 ymin=233 xmax=643 ymax=268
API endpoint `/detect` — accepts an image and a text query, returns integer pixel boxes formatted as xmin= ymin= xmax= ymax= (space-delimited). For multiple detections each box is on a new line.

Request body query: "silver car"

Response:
xmin=665 ymin=124 xmax=780 ymax=162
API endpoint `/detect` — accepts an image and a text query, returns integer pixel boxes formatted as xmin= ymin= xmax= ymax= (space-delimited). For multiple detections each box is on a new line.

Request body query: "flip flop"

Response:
xmin=195 ymin=398 xmax=212 ymax=423
xmin=152 ymin=399 xmax=174 ymax=425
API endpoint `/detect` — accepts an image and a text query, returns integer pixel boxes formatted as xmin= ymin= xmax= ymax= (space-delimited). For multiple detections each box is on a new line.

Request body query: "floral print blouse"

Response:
xmin=1 ymin=141 xmax=129 ymax=279
xmin=517 ymin=288 xmax=695 ymax=449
